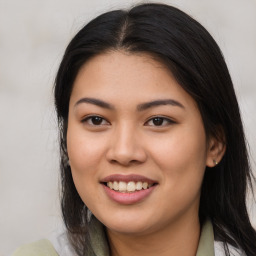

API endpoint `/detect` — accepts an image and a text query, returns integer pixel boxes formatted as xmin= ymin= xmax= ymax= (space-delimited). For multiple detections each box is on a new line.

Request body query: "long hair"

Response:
xmin=54 ymin=3 xmax=256 ymax=255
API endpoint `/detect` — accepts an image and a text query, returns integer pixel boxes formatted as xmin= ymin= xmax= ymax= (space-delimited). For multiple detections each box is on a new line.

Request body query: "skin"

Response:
xmin=67 ymin=51 xmax=225 ymax=256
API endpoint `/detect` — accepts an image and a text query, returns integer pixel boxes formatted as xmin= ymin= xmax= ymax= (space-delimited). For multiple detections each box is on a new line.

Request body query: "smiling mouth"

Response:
xmin=103 ymin=181 xmax=156 ymax=193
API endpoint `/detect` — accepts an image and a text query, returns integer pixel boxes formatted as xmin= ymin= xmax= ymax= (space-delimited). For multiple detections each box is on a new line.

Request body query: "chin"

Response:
xmin=96 ymin=210 xmax=162 ymax=235
xmin=105 ymin=221 xmax=154 ymax=235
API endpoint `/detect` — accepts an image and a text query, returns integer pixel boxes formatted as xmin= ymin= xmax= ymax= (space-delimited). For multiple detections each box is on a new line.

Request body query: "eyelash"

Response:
xmin=145 ymin=116 xmax=175 ymax=127
xmin=81 ymin=115 xmax=175 ymax=127
xmin=81 ymin=115 xmax=110 ymax=126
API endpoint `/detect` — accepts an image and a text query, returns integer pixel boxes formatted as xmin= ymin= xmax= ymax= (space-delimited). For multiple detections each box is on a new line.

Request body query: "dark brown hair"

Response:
xmin=54 ymin=3 xmax=256 ymax=255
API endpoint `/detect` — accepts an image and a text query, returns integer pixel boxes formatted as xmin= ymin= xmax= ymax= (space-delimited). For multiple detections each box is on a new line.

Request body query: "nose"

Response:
xmin=106 ymin=124 xmax=147 ymax=166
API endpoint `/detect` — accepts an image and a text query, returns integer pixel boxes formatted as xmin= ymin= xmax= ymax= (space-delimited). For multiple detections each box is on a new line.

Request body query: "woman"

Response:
xmin=13 ymin=3 xmax=256 ymax=256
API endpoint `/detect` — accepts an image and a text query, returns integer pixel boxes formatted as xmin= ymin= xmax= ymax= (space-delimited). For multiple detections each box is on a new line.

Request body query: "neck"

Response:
xmin=107 ymin=215 xmax=201 ymax=256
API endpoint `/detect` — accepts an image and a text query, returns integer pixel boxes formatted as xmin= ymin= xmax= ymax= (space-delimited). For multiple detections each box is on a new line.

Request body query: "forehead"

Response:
xmin=70 ymin=50 xmax=196 ymax=109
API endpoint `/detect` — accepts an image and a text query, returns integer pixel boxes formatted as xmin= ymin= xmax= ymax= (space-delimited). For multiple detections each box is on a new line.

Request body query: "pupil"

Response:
xmin=92 ymin=116 xmax=102 ymax=125
xmin=153 ymin=117 xmax=163 ymax=126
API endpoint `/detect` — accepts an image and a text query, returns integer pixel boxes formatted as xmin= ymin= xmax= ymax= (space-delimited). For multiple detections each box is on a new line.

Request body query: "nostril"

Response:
xmin=109 ymin=158 xmax=141 ymax=166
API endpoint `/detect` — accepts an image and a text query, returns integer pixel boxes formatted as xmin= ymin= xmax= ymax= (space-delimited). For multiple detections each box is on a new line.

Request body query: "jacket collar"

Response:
xmin=88 ymin=217 xmax=214 ymax=256
xmin=196 ymin=219 xmax=214 ymax=256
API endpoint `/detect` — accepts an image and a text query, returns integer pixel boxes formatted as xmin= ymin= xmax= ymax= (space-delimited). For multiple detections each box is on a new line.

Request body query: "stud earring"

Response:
xmin=213 ymin=159 xmax=218 ymax=166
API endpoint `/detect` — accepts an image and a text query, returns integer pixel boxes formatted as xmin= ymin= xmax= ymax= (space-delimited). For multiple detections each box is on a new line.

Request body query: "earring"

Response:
xmin=213 ymin=159 xmax=218 ymax=166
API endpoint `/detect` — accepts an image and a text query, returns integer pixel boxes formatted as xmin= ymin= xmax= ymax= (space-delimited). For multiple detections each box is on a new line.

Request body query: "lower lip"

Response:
xmin=102 ymin=184 xmax=156 ymax=205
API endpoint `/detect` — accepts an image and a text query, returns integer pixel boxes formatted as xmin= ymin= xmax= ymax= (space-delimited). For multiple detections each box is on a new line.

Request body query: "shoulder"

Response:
xmin=12 ymin=228 xmax=77 ymax=256
xmin=11 ymin=239 xmax=58 ymax=256
xmin=214 ymin=240 xmax=246 ymax=256
xmin=48 ymin=228 xmax=78 ymax=256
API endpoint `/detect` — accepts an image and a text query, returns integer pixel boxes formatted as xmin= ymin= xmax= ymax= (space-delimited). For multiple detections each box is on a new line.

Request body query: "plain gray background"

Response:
xmin=0 ymin=0 xmax=255 ymax=255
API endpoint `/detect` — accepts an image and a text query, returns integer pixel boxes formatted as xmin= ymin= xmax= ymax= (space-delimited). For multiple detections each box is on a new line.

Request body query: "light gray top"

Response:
xmin=12 ymin=218 xmax=244 ymax=256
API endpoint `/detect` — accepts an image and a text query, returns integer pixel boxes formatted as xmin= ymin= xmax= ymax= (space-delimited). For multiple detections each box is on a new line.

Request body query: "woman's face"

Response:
xmin=67 ymin=51 xmax=216 ymax=235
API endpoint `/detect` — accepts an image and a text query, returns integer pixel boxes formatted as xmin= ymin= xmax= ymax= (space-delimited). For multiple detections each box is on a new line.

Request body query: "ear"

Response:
xmin=206 ymin=128 xmax=226 ymax=168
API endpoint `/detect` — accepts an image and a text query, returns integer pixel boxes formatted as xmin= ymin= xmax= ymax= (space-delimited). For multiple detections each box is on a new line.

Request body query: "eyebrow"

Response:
xmin=75 ymin=97 xmax=114 ymax=110
xmin=137 ymin=99 xmax=185 ymax=111
xmin=74 ymin=97 xmax=184 ymax=111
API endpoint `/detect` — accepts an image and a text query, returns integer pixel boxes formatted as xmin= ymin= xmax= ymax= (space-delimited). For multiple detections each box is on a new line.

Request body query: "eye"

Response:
xmin=145 ymin=116 xmax=175 ymax=127
xmin=82 ymin=115 xmax=109 ymax=126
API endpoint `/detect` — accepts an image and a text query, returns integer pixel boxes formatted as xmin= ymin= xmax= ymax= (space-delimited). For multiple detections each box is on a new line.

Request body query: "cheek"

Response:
xmin=66 ymin=126 xmax=107 ymax=187
xmin=66 ymin=127 xmax=105 ymax=205
xmin=149 ymin=125 xmax=207 ymax=191
xmin=66 ymin=118 xmax=115 ymax=209
xmin=155 ymin=135 xmax=207 ymax=216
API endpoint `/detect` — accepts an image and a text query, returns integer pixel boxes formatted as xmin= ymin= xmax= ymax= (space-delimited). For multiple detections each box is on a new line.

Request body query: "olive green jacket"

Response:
xmin=12 ymin=219 xmax=240 ymax=256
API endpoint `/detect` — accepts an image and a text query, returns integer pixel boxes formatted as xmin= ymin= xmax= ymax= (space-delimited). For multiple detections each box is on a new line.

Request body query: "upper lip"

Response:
xmin=101 ymin=174 xmax=158 ymax=184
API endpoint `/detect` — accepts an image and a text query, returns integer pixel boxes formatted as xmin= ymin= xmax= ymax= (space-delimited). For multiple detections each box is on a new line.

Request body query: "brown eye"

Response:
xmin=91 ymin=116 xmax=104 ymax=125
xmin=82 ymin=115 xmax=109 ymax=126
xmin=145 ymin=116 xmax=175 ymax=127
xmin=152 ymin=117 xmax=164 ymax=126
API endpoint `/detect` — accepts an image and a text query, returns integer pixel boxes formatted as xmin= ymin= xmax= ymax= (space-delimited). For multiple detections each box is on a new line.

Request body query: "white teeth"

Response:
xmin=142 ymin=182 xmax=148 ymax=189
xmin=127 ymin=181 xmax=136 ymax=192
xmin=113 ymin=181 xmax=119 ymax=191
xmin=119 ymin=181 xmax=127 ymax=192
xmin=106 ymin=181 xmax=152 ymax=192
xmin=136 ymin=181 xmax=142 ymax=190
xmin=107 ymin=181 xmax=113 ymax=189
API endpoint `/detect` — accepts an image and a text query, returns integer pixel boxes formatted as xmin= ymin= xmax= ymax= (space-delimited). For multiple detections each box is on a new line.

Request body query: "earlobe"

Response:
xmin=206 ymin=134 xmax=226 ymax=168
